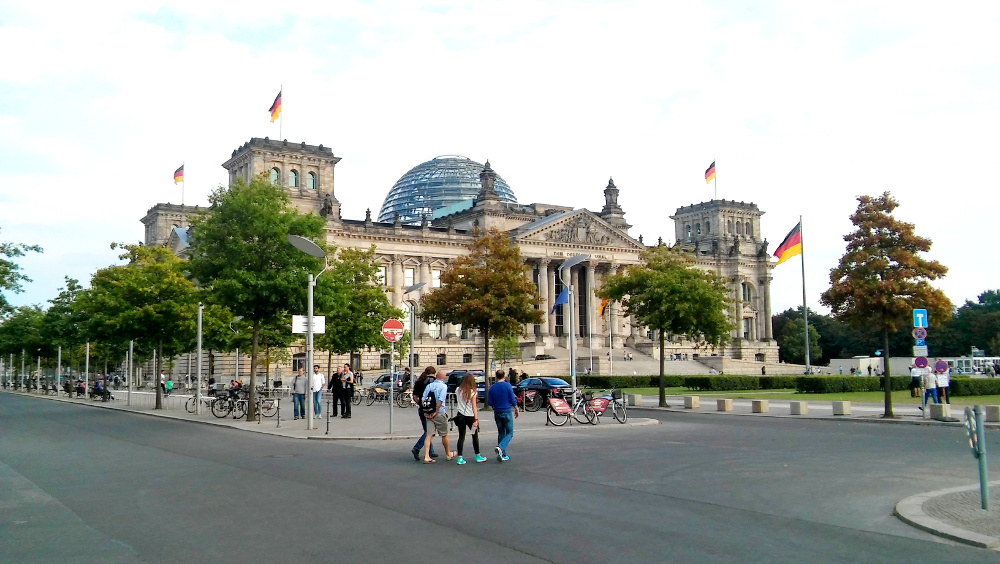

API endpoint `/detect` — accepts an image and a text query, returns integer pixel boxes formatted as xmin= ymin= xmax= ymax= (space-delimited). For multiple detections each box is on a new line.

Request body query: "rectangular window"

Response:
xmin=379 ymin=354 xmax=390 ymax=370
xmin=432 ymin=269 xmax=441 ymax=288
xmin=377 ymin=266 xmax=387 ymax=286
xmin=462 ymin=353 xmax=473 ymax=363
xmin=436 ymin=353 xmax=447 ymax=365
xmin=428 ymin=322 xmax=440 ymax=339
xmin=405 ymin=268 xmax=415 ymax=288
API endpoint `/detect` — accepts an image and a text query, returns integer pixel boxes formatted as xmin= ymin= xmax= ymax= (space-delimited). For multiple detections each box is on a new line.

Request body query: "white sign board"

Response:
xmin=292 ymin=315 xmax=326 ymax=334
xmin=912 ymin=345 xmax=928 ymax=357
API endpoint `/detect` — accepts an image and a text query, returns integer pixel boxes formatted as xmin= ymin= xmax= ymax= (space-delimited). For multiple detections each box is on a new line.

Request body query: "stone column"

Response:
xmin=586 ymin=262 xmax=597 ymax=341
xmin=418 ymin=257 xmax=431 ymax=338
xmin=763 ymin=275 xmax=773 ymax=339
xmin=734 ymin=277 xmax=743 ymax=340
xmin=548 ymin=263 xmax=557 ymax=336
xmin=538 ymin=260 xmax=550 ymax=338
xmin=391 ymin=256 xmax=403 ymax=309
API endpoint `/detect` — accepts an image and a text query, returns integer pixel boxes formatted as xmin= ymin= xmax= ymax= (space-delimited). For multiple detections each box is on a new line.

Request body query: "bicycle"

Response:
xmin=185 ymin=394 xmax=215 ymax=414
xmin=396 ymin=387 xmax=413 ymax=408
xmin=546 ymin=389 xmax=597 ymax=426
xmin=211 ymin=393 xmax=246 ymax=419
xmin=596 ymin=388 xmax=627 ymax=423
xmin=365 ymin=386 xmax=391 ymax=406
xmin=351 ymin=387 xmax=364 ymax=406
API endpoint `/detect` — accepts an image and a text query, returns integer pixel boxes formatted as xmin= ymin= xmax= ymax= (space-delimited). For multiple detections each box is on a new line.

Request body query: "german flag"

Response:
xmin=269 ymin=90 xmax=282 ymax=122
xmin=599 ymin=298 xmax=609 ymax=317
xmin=704 ymin=161 xmax=716 ymax=184
xmin=773 ymin=222 xmax=802 ymax=266
xmin=173 ymin=165 xmax=184 ymax=184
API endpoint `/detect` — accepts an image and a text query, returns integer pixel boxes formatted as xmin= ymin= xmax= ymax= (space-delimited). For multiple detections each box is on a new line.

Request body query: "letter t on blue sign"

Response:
xmin=913 ymin=309 xmax=928 ymax=328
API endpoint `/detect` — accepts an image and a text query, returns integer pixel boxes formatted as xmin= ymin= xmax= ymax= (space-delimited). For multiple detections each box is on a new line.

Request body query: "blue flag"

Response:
xmin=550 ymin=288 xmax=568 ymax=314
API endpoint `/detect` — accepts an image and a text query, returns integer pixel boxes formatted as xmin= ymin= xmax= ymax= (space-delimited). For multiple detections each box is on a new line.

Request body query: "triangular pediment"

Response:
xmin=514 ymin=210 xmax=643 ymax=250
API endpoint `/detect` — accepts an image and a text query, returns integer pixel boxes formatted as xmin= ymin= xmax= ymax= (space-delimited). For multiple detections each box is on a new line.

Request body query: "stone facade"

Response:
xmin=141 ymin=138 xmax=778 ymax=378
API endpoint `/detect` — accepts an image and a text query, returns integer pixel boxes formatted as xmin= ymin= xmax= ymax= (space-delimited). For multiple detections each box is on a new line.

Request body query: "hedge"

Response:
xmin=950 ymin=378 xmax=1000 ymax=396
xmin=795 ymin=376 xmax=910 ymax=393
xmin=571 ymin=375 xmax=1000 ymax=396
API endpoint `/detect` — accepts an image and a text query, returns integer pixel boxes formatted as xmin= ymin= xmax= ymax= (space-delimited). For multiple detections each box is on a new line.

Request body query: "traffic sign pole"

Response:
xmin=382 ymin=319 xmax=406 ymax=435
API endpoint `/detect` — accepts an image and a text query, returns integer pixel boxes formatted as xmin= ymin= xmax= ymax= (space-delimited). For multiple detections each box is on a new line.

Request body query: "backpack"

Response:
xmin=421 ymin=390 xmax=438 ymax=415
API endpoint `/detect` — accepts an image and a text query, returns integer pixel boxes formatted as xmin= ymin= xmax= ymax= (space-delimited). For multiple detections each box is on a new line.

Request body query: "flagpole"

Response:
xmin=279 ymin=83 xmax=283 ymax=140
xmin=181 ymin=160 xmax=185 ymax=206
xmin=714 ymin=156 xmax=717 ymax=200
xmin=800 ymin=215 xmax=810 ymax=374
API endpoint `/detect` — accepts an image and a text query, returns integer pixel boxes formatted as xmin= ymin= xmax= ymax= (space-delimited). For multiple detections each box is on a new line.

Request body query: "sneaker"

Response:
xmin=411 ymin=449 xmax=420 ymax=461
xmin=495 ymin=446 xmax=503 ymax=462
xmin=475 ymin=454 xmax=487 ymax=463
xmin=430 ymin=452 xmax=439 ymax=459
xmin=456 ymin=456 xmax=466 ymax=465
xmin=316 ymin=414 xmax=322 ymax=419
xmin=501 ymin=455 xmax=510 ymax=462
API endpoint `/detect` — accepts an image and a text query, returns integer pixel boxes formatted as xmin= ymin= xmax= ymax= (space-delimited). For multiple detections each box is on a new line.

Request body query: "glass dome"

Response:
xmin=378 ymin=156 xmax=517 ymax=224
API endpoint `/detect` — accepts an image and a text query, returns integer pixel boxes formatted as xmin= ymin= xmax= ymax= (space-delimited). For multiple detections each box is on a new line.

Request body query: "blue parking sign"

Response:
xmin=913 ymin=309 xmax=928 ymax=328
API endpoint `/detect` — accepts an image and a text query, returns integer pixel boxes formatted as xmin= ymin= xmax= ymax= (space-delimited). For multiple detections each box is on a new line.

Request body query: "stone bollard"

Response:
xmin=832 ymin=401 xmax=851 ymax=416
xmin=985 ymin=405 xmax=1000 ymax=422
xmin=929 ymin=403 xmax=952 ymax=420
xmin=627 ymin=394 xmax=642 ymax=407
xmin=789 ymin=401 xmax=808 ymax=415
xmin=684 ymin=396 xmax=700 ymax=409
xmin=752 ymin=399 xmax=769 ymax=413
xmin=717 ymin=398 xmax=733 ymax=412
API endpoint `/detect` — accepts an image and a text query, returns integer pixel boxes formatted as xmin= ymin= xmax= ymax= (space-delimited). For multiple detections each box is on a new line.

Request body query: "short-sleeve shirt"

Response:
xmin=422 ymin=379 xmax=447 ymax=415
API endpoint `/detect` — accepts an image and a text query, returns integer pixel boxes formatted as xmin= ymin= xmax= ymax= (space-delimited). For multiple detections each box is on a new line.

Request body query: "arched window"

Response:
xmin=686 ymin=225 xmax=692 ymax=239
xmin=742 ymin=282 xmax=753 ymax=302
xmin=270 ymin=168 xmax=280 ymax=185
xmin=736 ymin=221 xmax=743 ymax=235
xmin=307 ymin=172 xmax=317 ymax=189
xmin=705 ymin=221 xmax=711 ymax=234
xmin=727 ymin=220 xmax=733 ymax=233
xmin=745 ymin=222 xmax=752 ymax=237
xmin=289 ymin=170 xmax=299 ymax=187
xmin=695 ymin=223 xmax=701 ymax=235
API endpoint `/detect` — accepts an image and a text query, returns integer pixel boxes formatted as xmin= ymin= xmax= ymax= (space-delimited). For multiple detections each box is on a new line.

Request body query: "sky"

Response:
xmin=2 ymin=0 xmax=999 ymax=320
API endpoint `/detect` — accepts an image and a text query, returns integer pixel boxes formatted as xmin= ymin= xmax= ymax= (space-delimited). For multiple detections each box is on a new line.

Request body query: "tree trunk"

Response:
xmin=482 ymin=327 xmax=491 ymax=411
xmin=155 ymin=343 xmax=163 ymax=410
xmin=246 ymin=319 xmax=260 ymax=420
xmin=326 ymin=347 xmax=332 ymax=384
xmin=882 ymin=330 xmax=893 ymax=418
xmin=658 ymin=328 xmax=666 ymax=407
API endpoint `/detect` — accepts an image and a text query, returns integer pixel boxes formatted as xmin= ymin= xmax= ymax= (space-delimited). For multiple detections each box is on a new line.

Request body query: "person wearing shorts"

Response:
xmin=421 ymin=370 xmax=454 ymax=463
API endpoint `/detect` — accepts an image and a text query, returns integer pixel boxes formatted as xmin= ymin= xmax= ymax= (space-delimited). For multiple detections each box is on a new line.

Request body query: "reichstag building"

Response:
xmin=142 ymin=138 xmax=777 ymax=377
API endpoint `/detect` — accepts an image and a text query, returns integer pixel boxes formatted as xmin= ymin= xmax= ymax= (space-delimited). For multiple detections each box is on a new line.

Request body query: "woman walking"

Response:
xmin=454 ymin=373 xmax=486 ymax=464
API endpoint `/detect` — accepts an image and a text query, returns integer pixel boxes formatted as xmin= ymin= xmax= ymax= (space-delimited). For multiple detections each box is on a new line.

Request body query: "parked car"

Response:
xmin=534 ymin=354 xmax=557 ymax=361
xmin=516 ymin=377 xmax=572 ymax=403
xmin=445 ymin=369 xmax=486 ymax=400
xmin=372 ymin=372 xmax=408 ymax=390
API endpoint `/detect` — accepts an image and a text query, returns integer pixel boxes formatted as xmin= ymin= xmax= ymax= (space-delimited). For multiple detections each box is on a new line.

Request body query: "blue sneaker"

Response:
xmin=475 ymin=454 xmax=487 ymax=463
xmin=456 ymin=456 xmax=466 ymax=465
xmin=501 ymin=454 xmax=510 ymax=462
xmin=495 ymin=446 xmax=503 ymax=462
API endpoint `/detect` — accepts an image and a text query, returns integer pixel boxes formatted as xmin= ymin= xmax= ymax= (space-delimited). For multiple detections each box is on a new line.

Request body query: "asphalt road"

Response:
xmin=1 ymin=393 xmax=995 ymax=563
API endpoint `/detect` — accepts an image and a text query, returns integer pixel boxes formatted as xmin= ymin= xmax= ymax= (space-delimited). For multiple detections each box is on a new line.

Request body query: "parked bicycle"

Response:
xmin=546 ymin=388 xmax=597 ymax=426
xmin=515 ymin=387 xmax=543 ymax=412
xmin=185 ymin=394 xmax=215 ymax=414
xmin=595 ymin=388 xmax=627 ymax=423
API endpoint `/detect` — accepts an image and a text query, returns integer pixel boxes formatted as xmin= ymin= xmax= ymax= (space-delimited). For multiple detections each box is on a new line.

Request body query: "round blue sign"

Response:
xmin=934 ymin=360 xmax=949 ymax=373
xmin=914 ymin=356 xmax=928 ymax=368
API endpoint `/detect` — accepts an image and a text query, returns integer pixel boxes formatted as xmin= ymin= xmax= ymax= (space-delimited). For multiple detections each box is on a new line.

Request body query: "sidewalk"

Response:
xmin=0 ymin=389 xmax=659 ymax=441
xmin=895 ymin=482 xmax=1000 ymax=550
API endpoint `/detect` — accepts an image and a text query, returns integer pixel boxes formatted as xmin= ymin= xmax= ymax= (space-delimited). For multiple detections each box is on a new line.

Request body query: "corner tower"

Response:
xmin=221 ymin=137 xmax=342 ymax=218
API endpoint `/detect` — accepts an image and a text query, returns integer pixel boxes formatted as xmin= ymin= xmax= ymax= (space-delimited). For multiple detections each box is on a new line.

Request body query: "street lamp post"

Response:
xmin=196 ymin=303 xmax=204 ymax=414
xmin=287 ymin=234 xmax=329 ymax=431
xmin=230 ymin=316 xmax=243 ymax=386
xmin=404 ymin=282 xmax=426 ymax=379
xmin=559 ymin=254 xmax=589 ymax=393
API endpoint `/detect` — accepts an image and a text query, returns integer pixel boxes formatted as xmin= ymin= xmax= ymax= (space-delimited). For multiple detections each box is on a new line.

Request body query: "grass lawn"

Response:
xmin=621 ymin=387 xmax=1000 ymax=406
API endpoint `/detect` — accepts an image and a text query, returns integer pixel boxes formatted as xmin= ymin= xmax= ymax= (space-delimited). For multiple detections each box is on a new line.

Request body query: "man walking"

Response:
xmin=291 ymin=368 xmax=307 ymax=420
xmin=311 ymin=364 xmax=326 ymax=419
xmin=421 ymin=370 xmax=454 ymax=463
xmin=341 ymin=363 xmax=354 ymax=418
xmin=487 ymin=369 xmax=519 ymax=462
xmin=328 ymin=365 xmax=343 ymax=418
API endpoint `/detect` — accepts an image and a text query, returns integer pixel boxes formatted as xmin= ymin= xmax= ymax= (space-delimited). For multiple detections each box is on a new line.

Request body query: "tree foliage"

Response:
xmin=187 ymin=175 xmax=325 ymax=418
xmin=820 ymin=192 xmax=951 ymax=417
xmin=76 ymin=243 xmax=199 ymax=408
xmin=314 ymin=246 xmax=401 ymax=356
xmin=0 ymin=228 xmax=42 ymax=313
xmin=599 ymin=244 xmax=733 ymax=407
xmin=419 ymin=229 xmax=542 ymax=395
xmin=491 ymin=334 xmax=520 ymax=366
xmin=777 ymin=318 xmax=822 ymax=365
xmin=0 ymin=305 xmax=46 ymax=375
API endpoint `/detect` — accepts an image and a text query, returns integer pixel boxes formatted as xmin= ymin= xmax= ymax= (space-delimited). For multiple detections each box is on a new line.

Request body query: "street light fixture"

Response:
xmin=230 ymin=315 xmax=244 ymax=383
xmin=404 ymin=282 xmax=425 ymax=379
xmin=559 ymin=254 xmax=590 ymax=393
xmin=287 ymin=234 xmax=329 ymax=431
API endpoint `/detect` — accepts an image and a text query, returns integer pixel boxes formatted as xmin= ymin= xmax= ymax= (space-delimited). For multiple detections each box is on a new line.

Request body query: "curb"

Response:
xmin=894 ymin=482 xmax=1000 ymax=549
xmin=629 ymin=404 xmax=1000 ymax=428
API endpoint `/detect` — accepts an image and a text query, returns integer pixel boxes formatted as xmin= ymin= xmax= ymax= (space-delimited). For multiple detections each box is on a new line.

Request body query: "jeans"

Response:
xmin=313 ymin=391 xmax=323 ymax=416
xmin=494 ymin=410 xmax=514 ymax=454
xmin=923 ymin=387 xmax=938 ymax=405
xmin=412 ymin=409 xmax=436 ymax=454
xmin=341 ymin=386 xmax=352 ymax=416
xmin=293 ymin=393 xmax=306 ymax=418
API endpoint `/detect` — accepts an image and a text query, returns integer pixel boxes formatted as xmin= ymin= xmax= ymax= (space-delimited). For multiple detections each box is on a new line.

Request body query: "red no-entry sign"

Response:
xmin=382 ymin=319 xmax=405 ymax=342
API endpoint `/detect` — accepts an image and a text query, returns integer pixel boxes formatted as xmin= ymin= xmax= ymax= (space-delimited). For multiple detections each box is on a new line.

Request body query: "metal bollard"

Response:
xmin=275 ymin=398 xmax=281 ymax=428
xmin=326 ymin=393 xmax=331 ymax=435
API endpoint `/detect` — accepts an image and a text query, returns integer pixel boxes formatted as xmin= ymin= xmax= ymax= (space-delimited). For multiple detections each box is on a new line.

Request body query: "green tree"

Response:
xmin=491 ymin=334 xmax=520 ymax=366
xmin=41 ymin=277 xmax=89 ymax=377
xmin=0 ymin=305 xmax=46 ymax=381
xmin=77 ymin=243 xmax=199 ymax=409
xmin=0 ymin=228 xmax=42 ymax=313
xmin=314 ymin=246 xmax=401 ymax=360
xmin=599 ymin=244 xmax=733 ymax=407
xmin=187 ymin=175 xmax=325 ymax=419
xmin=777 ymin=318 xmax=821 ymax=365
xmin=419 ymin=228 xmax=543 ymax=399
xmin=820 ymin=192 xmax=951 ymax=417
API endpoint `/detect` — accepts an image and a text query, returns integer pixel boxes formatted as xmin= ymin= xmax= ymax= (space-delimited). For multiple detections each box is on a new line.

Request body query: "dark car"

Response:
xmin=372 ymin=372 xmax=409 ymax=390
xmin=445 ymin=370 xmax=486 ymax=400
xmin=516 ymin=377 xmax=572 ymax=402
xmin=534 ymin=354 xmax=557 ymax=361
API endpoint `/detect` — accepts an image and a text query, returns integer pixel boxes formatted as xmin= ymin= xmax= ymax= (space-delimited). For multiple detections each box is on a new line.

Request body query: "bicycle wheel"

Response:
xmin=546 ymin=406 xmax=569 ymax=426
xmin=211 ymin=398 xmax=231 ymax=418
xmin=612 ymin=401 xmax=627 ymax=423
xmin=352 ymin=390 xmax=362 ymax=406
xmin=366 ymin=390 xmax=377 ymax=406
xmin=396 ymin=391 xmax=409 ymax=408
xmin=185 ymin=396 xmax=196 ymax=413
xmin=525 ymin=395 xmax=542 ymax=412
xmin=573 ymin=403 xmax=597 ymax=425
xmin=259 ymin=399 xmax=277 ymax=418
xmin=234 ymin=400 xmax=247 ymax=419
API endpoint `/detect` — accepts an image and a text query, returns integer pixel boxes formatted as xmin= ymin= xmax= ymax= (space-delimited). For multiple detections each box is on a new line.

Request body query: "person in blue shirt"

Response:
xmin=421 ymin=370 xmax=454 ymax=463
xmin=486 ymin=369 xmax=519 ymax=462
